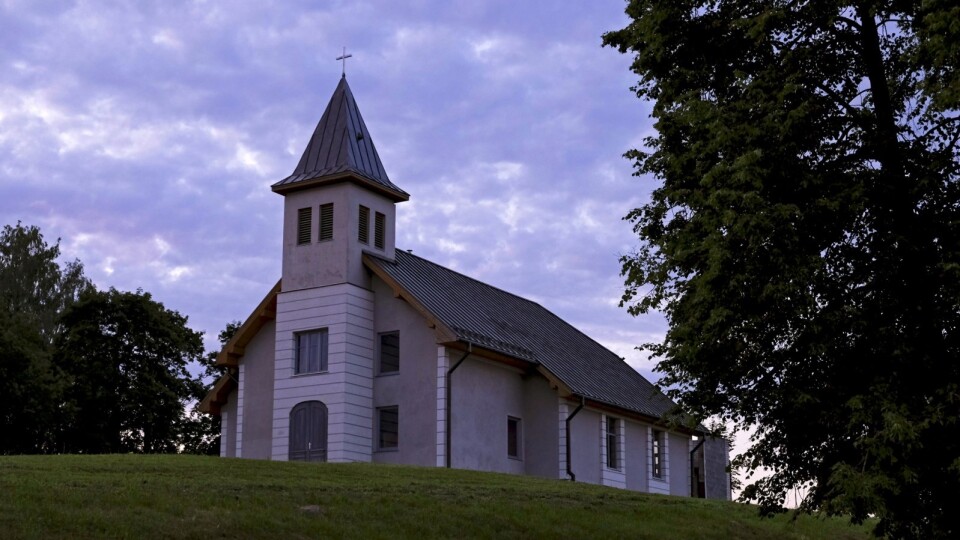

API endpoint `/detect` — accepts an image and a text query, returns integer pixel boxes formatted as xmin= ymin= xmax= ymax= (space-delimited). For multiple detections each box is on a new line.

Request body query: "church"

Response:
xmin=200 ymin=75 xmax=731 ymax=499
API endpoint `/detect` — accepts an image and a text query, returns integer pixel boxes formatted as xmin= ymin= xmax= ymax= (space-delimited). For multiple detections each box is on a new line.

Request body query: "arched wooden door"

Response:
xmin=289 ymin=401 xmax=328 ymax=462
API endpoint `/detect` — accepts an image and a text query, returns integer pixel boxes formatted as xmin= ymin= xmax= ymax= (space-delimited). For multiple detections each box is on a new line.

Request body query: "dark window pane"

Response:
xmin=295 ymin=329 xmax=328 ymax=374
xmin=507 ymin=417 xmax=520 ymax=458
xmin=606 ymin=418 xmax=619 ymax=469
xmin=379 ymin=407 xmax=398 ymax=449
xmin=379 ymin=332 xmax=399 ymax=373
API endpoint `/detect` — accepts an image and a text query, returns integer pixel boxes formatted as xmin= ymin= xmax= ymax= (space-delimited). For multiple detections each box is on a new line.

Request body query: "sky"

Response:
xmin=2 ymin=0 xmax=667 ymax=371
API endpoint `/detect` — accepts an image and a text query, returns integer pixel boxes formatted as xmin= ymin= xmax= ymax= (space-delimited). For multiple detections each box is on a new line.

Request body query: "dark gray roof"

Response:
xmin=273 ymin=76 xmax=408 ymax=201
xmin=366 ymin=249 xmax=680 ymax=420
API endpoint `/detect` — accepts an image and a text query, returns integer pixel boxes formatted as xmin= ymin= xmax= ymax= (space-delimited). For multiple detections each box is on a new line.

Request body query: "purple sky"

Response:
xmin=1 ymin=2 xmax=668 ymax=380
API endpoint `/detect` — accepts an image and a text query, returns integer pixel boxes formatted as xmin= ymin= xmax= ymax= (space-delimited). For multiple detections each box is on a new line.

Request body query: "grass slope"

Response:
xmin=0 ymin=455 xmax=868 ymax=539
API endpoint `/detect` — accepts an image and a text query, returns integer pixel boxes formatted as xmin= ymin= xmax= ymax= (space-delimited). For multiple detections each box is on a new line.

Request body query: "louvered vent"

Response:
xmin=297 ymin=207 xmax=312 ymax=245
xmin=358 ymin=205 xmax=370 ymax=244
xmin=319 ymin=203 xmax=334 ymax=241
xmin=374 ymin=212 xmax=386 ymax=249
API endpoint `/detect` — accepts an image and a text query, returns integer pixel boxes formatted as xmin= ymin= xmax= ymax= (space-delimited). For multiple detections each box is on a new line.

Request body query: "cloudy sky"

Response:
xmin=2 ymin=2 xmax=667 ymax=378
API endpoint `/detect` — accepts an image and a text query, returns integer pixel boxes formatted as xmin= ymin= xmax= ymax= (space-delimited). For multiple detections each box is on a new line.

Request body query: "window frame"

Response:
xmin=652 ymin=429 xmax=664 ymax=479
xmin=377 ymin=406 xmax=399 ymax=451
xmin=507 ymin=416 xmax=522 ymax=460
xmin=605 ymin=416 xmax=620 ymax=470
xmin=294 ymin=328 xmax=328 ymax=375
xmin=377 ymin=331 xmax=400 ymax=375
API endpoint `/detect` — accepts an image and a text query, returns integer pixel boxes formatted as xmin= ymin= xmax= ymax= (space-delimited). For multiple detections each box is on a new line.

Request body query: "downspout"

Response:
xmin=565 ymin=396 xmax=585 ymax=481
xmin=445 ymin=343 xmax=472 ymax=469
xmin=690 ymin=437 xmax=705 ymax=498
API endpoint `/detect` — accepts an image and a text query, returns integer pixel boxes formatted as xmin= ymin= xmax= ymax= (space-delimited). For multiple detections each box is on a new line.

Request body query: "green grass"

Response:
xmin=0 ymin=454 xmax=868 ymax=539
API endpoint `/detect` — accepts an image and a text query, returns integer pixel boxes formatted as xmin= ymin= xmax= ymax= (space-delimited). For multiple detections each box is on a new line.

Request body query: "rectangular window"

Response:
xmin=378 ymin=406 xmax=398 ymax=450
xmin=507 ymin=417 xmax=522 ymax=459
xmin=319 ymin=203 xmax=334 ymax=241
xmin=358 ymin=205 xmax=370 ymax=244
xmin=652 ymin=429 xmax=663 ymax=478
xmin=378 ymin=332 xmax=399 ymax=374
xmin=374 ymin=211 xmax=385 ymax=249
xmin=297 ymin=207 xmax=312 ymax=245
xmin=295 ymin=329 xmax=328 ymax=374
xmin=606 ymin=417 xmax=620 ymax=469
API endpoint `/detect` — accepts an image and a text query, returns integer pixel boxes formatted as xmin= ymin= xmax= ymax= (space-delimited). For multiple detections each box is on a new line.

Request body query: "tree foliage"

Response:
xmin=180 ymin=320 xmax=239 ymax=455
xmin=57 ymin=288 xmax=205 ymax=453
xmin=604 ymin=1 xmax=959 ymax=537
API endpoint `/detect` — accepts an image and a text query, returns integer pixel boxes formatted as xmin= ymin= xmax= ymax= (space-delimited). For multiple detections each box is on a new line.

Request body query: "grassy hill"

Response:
xmin=0 ymin=455 xmax=868 ymax=539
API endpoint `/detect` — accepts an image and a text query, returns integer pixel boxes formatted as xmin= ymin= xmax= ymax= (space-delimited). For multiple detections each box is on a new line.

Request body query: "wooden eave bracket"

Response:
xmin=214 ymin=279 xmax=281 ymax=367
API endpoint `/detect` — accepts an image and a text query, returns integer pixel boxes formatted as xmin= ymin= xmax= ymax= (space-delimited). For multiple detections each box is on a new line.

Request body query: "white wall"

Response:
xmin=239 ymin=319 xmax=276 ymax=459
xmin=271 ymin=283 xmax=375 ymax=462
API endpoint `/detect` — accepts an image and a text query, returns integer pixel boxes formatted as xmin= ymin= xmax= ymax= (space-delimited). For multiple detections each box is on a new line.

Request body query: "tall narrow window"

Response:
xmin=297 ymin=207 xmax=312 ymax=245
xmin=378 ymin=406 xmax=399 ymax=450
xmin=507 ymin=417 xmax=522 ymax=459
xmin=606 ymin=417 xmax=620 ymax=469
xmin=652 ymin=429 xmax=663 ymax=478
xmin=295 ymin=329 xmax=328 ymax=374
xmin=358 ymin=205 xmax=370 ymax=244
xmin=319 ymin=203 xmax=334 ymax=241
xmin=378 ymin=332 xmax=399 ymax=374
xmin=374 ymin=211 xmax=385 ymax=249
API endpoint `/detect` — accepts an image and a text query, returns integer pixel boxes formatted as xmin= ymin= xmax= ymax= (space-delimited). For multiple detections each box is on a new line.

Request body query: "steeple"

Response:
xmin=272 ymin=77 xmax=409 ymax=202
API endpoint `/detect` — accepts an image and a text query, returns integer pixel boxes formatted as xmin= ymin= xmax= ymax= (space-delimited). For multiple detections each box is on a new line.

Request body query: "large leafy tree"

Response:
xmin=0 ymin=223 xmax=91 ymax=453
xmin=604 ymin=1 xmax=959 ymax=537
xmin=57 ymin=288 xmax=205 ymax=453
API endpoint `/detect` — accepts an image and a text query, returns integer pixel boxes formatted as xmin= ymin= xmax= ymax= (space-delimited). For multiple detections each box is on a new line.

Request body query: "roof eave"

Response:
xmin=199 ymin=373 xmax=237 ymax=415
xmin=272 ymin=172 xmax=409 ymax=202
xmin=215 ymin=280 xmax=281 ymax=367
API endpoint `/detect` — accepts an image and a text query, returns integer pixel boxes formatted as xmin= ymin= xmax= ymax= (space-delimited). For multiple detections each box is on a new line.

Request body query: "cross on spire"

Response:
xmin=336 ymin=46 xmax=352 ymax=77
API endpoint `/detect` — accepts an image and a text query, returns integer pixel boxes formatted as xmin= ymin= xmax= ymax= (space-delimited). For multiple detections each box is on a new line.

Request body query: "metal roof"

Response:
xmin=365 ymin=250 xmax=680 ymax=420
xmin=272 ymin=76 xmax=409 ymax=201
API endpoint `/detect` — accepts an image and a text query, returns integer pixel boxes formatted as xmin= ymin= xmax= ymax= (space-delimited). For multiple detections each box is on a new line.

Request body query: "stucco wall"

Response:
xmin=281 ymin=183 xmax=397 ymax=292
xmin=669 ymin=432 xmax=691 ymax=496
xmin=239 ymin=319 xmax=276 ymax=459
xmin=521 ymin=374 xmax=560 ymax=479
xmin=568 ymin=409 xmax=601 ymax=485
xmin=370 ymin=277 xmax=439 ymax=466
xmin=625 ymin=420 xmax=649 ymax=492
xmin=450 ymin=355 xmax=525 ymax=475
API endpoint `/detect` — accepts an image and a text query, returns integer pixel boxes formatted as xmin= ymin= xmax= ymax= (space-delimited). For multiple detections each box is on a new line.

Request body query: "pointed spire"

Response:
xmin=272 ymin=77 xmax=408 ymax=201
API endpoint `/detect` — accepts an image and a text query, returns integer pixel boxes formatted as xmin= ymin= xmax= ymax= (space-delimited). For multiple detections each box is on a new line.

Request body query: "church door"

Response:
xmin=289 ymin=401 xmax=328 ymax=462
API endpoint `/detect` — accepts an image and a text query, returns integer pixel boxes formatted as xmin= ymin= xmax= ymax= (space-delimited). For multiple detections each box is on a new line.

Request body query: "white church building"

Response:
xmin=201 ymin=76 xmax=731 ymax=499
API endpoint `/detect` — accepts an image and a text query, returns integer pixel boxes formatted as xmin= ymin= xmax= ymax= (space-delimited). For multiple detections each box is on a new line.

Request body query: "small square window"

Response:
xmin=606 ymin=417 xmax=620 ymax=470
xmin=378 ymin=406 xmax=398 ymax=450
xmin=507 ymin=417 xmax=522 ymax=459
xmin=379 ymin=332 xmax=399 ymax=374
xmin=295 ymin=329 xmax=328 ymax=374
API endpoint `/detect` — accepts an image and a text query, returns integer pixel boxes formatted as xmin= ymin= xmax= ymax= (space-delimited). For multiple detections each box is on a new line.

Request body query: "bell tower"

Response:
xmin=269 ymin=76 xmax=408 ymax=462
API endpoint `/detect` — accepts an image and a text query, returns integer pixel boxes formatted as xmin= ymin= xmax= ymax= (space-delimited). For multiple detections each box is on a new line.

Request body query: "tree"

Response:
xmin=180 ymin=321 xmax=239 ymax=455
xmin=603 ymin=1 xmax=959 ymax=538
xmin=0 ymin=223 xmax=91 ymax=453
xmin=57 ymin=288 xmax=204 ymax=453
xmin=0 ymin=222 xmax=91 ymax=341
